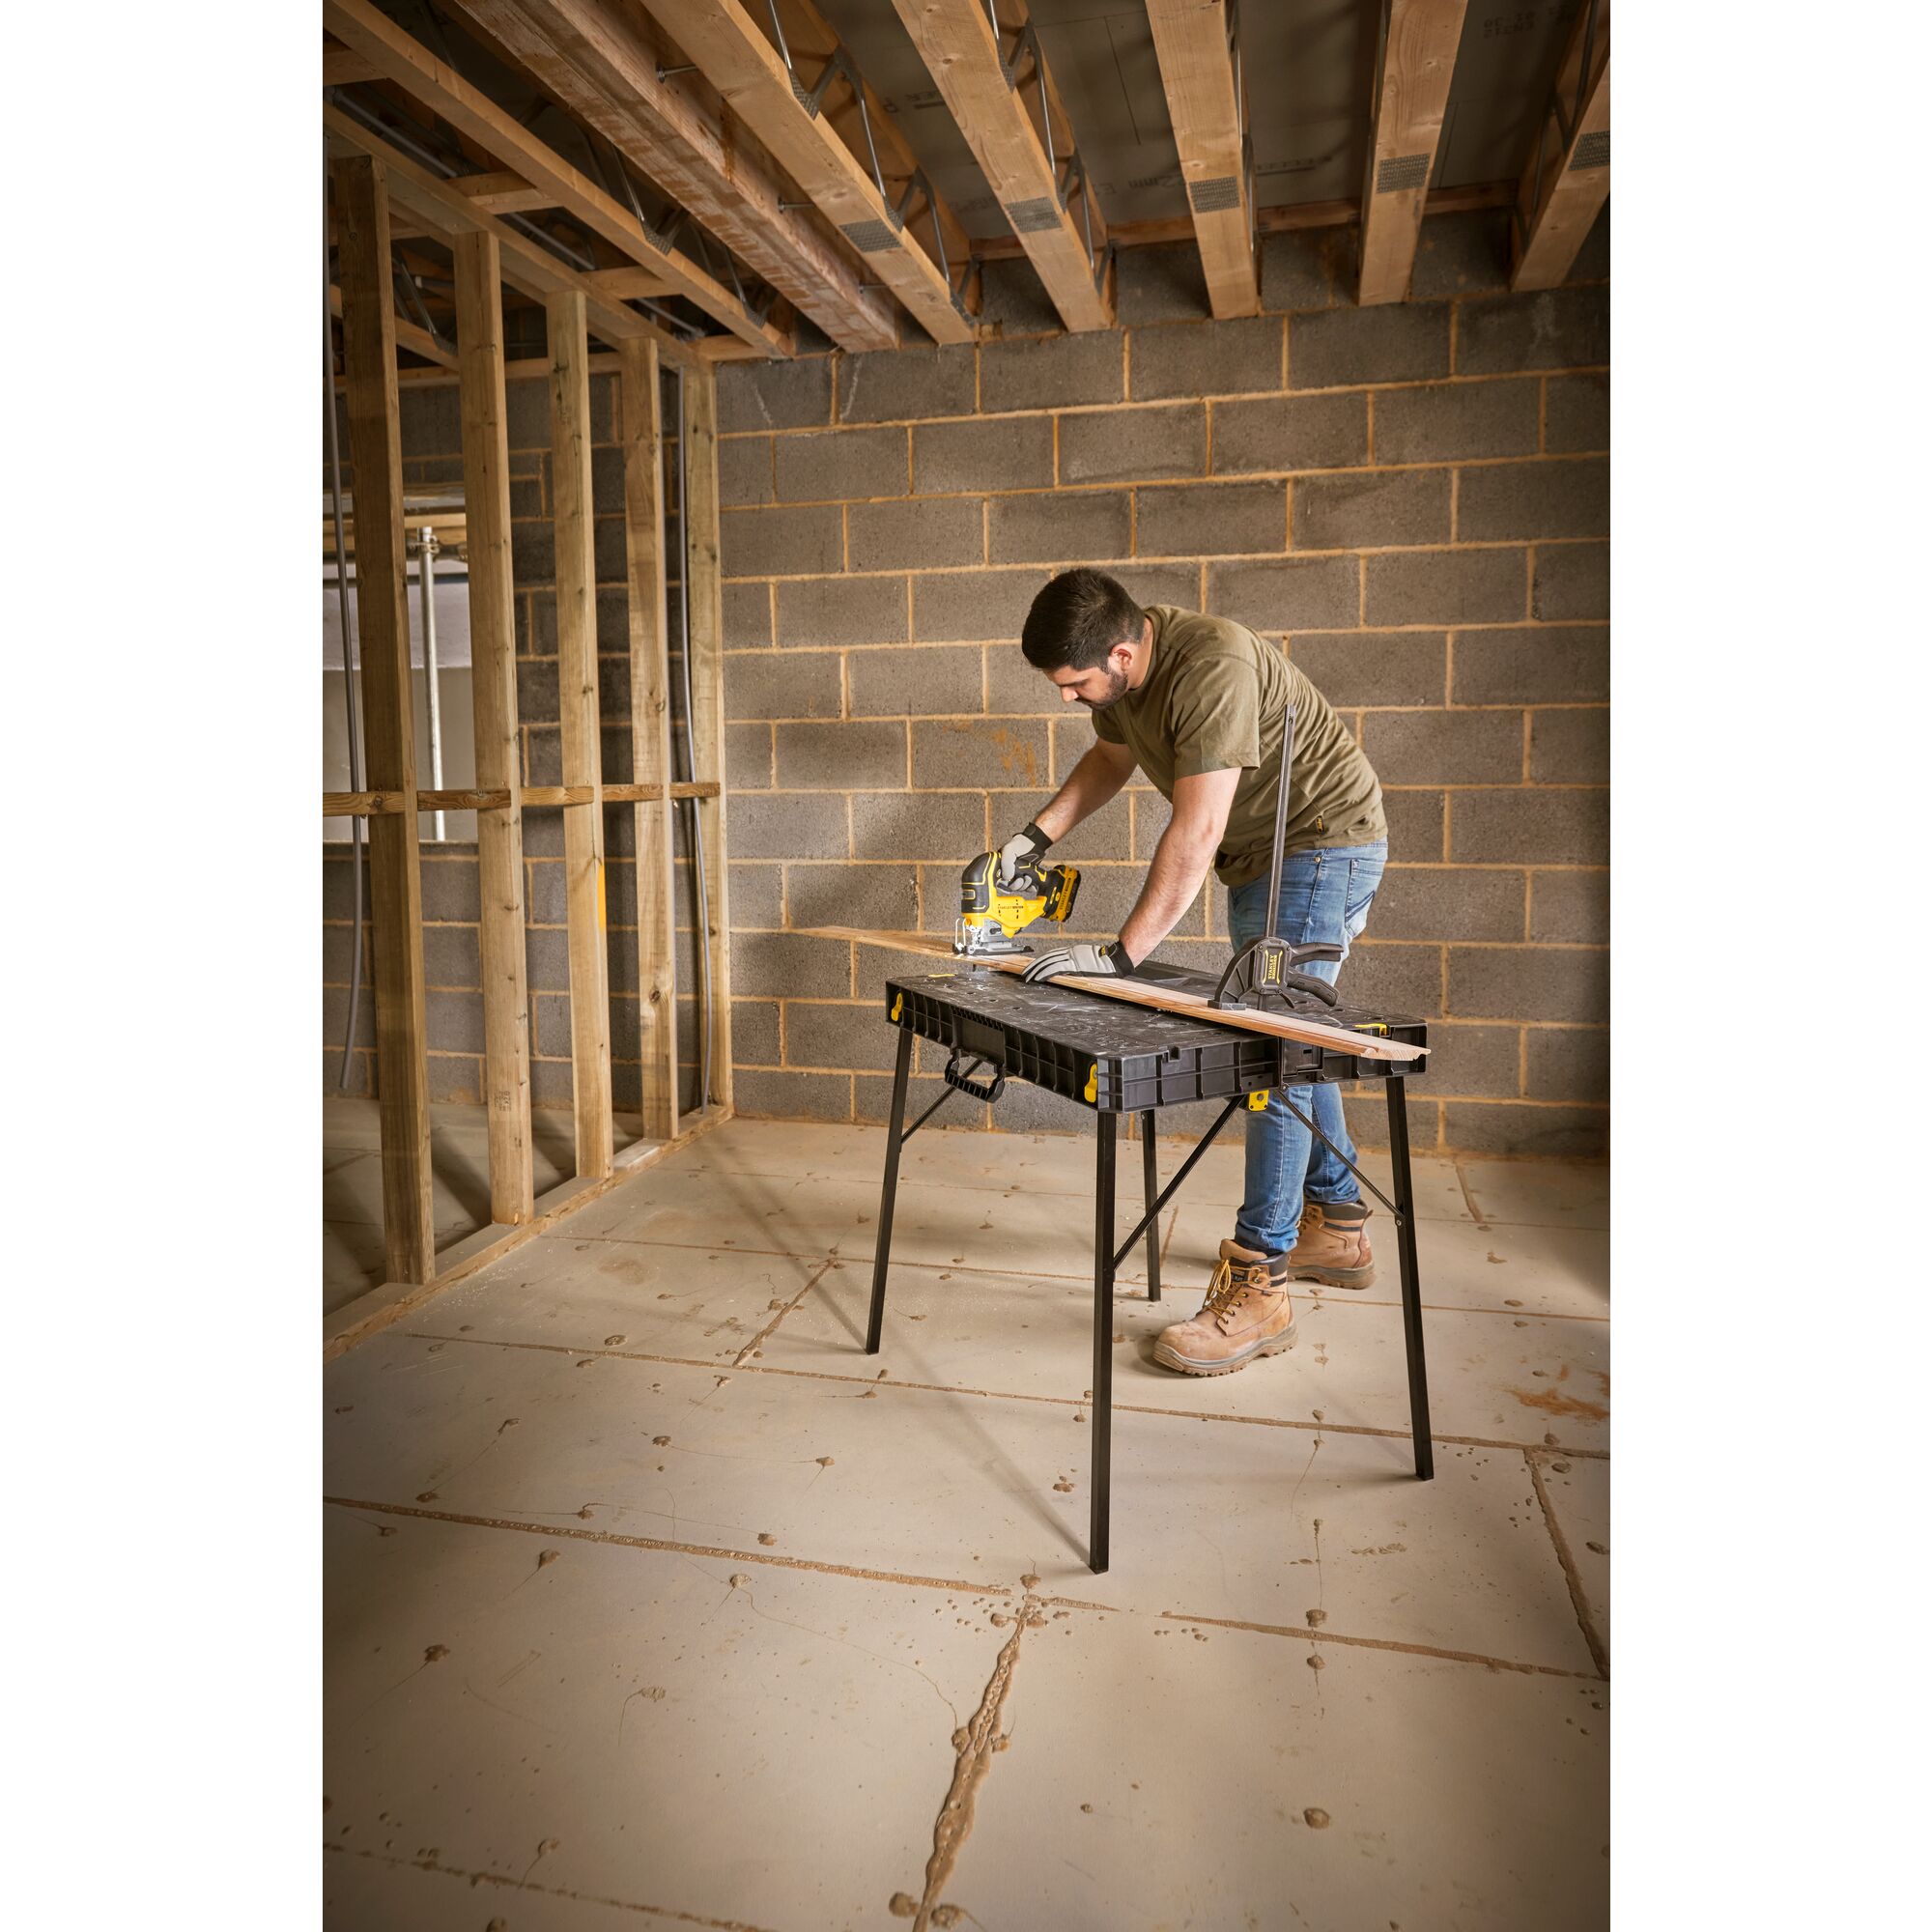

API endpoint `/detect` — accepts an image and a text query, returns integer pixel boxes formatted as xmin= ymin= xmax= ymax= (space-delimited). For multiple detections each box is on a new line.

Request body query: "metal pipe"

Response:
xmin=416 ymin=526 xmax=446 ymax=838
xmin=674 ymin=369 xmax=714 ymax=1112
xmin=325 ymin=171 xmax=367 ymax=1093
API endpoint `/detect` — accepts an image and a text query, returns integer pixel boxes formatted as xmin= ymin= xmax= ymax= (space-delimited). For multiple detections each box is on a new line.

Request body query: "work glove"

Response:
xmin=995 ymin=821 xmax=1052 ymax=887
xmin=1021 ymin=939 xmax=1136 ymax=984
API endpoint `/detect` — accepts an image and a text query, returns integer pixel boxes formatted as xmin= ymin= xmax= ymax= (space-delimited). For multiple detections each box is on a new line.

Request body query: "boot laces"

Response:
xmin=1202 ymin=1257 xmax=1271 ymax=1321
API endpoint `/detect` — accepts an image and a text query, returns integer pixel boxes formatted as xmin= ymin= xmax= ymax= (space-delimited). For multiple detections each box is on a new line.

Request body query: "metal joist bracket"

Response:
xmin=792 ymin=42 xmax=898 ymax=221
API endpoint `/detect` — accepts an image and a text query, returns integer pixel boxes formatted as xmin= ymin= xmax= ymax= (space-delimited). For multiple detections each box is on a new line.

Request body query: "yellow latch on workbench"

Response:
xmin=1247 ymin=1089 xmax=1270 ymax=1111
xmin=1084 ymin=1064 xmax=1097 ymax=1103
xmin=890 ymin=994 xmax=903 ymax=1022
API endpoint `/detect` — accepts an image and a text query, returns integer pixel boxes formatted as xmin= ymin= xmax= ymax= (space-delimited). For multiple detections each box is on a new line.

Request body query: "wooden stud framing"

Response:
xmin=454 ymin=231 xmax=535 ymax=1226
xmin=1359 ymin=0 xmax=1471 ymax=306
xmin=323 ymin=0 xmax=793 ymax=359
xmin=619 ymin=339 xmax=682 ymax=1142
xmin=447 ymin=0 xmax=899 ymax=352
xmin=1512 ymin=4 xmax=1609 ymax=292
xmin=1145 ymin=0 xmax=1258 ymax=320
xmin=329 ymin=154 xmax=436 ymax=1286
xmin=547 ymin=290 xmax=615 ymax=1180
xmin=327 ymin=783 xmax=718 ymax=815
xmin=641 ymin=0 xmax=977 ymax=346
xmin=324 ymin=1105 xmax=731 ymax=1360
xmin=888 ymin=0 xmax=1113 ymax=333
xmin=683 ymin=369 xmax=733 ymax=1107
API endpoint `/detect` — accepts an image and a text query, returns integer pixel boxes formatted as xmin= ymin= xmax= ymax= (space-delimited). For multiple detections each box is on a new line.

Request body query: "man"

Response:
xmin=986 ymin=567 xmax=1387 ymax=1378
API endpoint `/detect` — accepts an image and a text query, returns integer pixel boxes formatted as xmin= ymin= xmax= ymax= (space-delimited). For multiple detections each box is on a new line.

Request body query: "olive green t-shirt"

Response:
xmin=1090 ymin=606 xmax=1385 ymax=888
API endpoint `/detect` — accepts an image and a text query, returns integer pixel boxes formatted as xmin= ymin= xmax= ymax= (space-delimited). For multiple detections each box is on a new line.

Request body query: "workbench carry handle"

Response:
xmin=942 ymin=1050 xmax=1007 ymax=1104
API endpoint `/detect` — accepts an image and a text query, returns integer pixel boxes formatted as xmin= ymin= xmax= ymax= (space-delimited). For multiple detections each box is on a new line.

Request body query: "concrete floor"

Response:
xmin=325 ymin=1117 xmax=1609 ymax=1931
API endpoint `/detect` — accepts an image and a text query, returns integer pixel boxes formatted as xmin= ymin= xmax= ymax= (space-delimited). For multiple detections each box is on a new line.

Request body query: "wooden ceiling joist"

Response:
xmin=322 ymin=0 xmax=791 ymax=359
xmin=888 ymin=0 xmax=1114 ymax=334
xmin=1358 ymin=0 xmax=1471 ymax=306
xmin=640 ymin=0 xmax=977 ymax=346
xmin=324 ymin=100 xmax=689 ymax=362
xmin=1145 ymin=1 xmax=1257 ymax=320
xmin=444 ymin=0 xmax=899 ymax=352
xmin=1512 ymin=0 xmax=1609 ymax=291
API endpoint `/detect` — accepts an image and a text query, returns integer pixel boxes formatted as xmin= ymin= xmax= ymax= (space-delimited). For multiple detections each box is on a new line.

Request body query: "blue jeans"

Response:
xmin=1227 ymin=841 xmax=1387 ymax=1255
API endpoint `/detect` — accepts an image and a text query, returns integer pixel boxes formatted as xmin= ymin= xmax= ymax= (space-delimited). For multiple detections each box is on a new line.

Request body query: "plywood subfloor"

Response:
xmin=326 ymin=1117 xmax=1609 ymax=1929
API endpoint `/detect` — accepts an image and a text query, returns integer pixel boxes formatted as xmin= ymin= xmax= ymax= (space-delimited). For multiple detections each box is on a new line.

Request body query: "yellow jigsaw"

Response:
xmin=954 ymin=849 xmax=1080 ymax=957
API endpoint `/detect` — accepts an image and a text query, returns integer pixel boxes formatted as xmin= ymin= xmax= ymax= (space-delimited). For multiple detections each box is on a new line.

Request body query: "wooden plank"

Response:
xmin=323 ymin=0 xmax=792 ymax=359
xmin=582 ymin=267 xmax=673 ymax=301
xmin=322 ymin=1103 xmax=732 ymax=1360
xmin=1359 ymin=0 xmax=1471 ymax=306
xmin=684 ymin=368 xmax=734 ymax=1108
xmin=696 ymin=335 xmax=772 ymax=363
xmin=448 ymin=0 xmax=899 ymax=353
xmin=1145 ymin=0 xmax=1258 ymax=320
xmin=328 ymin=282 xmax=455 ymax=369
xmin=455 ymin=230 xmax=536 ymax=1227
xmin=619 ymin=337 xmax=682 ymax=1143
xmin=973 ymin=180 xmax=1519 ymax=259
xmin=889 ymin=0 xmax=1113 ymax=332
xmin=323 ymin=43 xmax=382 ymax=86
xmin=327 ymin=783 xmax=718 ymax=812
xmin=330 ymin=154 xmax=437 ymax=1285
xmin=326 ymin=790 xmax=407 ymax=816
xmin=798 ymin=928 xmax=1429 ymax=1064
xmin=548 ymin=290 xmax=615 ymax=1180
xmin=451 ymin=169 xmax=555 ymax=213
xmin=642 ymin=0 xmax=977 ymax=346
xmin=1513 ymin=5 xmax=1609 ymax=291
xmin=324 ymin=102 xmax=675 ymax=359
xmin=322 ymin=505 xmax=467 ymax=557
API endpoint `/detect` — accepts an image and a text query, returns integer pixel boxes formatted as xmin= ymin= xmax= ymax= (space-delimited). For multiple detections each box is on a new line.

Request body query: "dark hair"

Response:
xmin=1021 ymin=568 xmax=1146 ymax=672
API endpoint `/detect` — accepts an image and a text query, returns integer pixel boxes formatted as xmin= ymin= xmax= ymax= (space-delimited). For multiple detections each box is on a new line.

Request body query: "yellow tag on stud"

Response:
xmin=1083 ymin=1064 xmax=1097 ymax=1103
xmin=890 ymin=994 xmax=903 ymax=1022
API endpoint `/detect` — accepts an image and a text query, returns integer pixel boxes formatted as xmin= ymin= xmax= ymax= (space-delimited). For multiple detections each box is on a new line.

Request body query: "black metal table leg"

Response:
xmin=866 ymin=1027 xmax=913 ymax=1354
xmin=1384 ymin=1076 xmax=1434 ymax=1480
xmin=1140 ymin=1111 xmax=1162 ymax=1303
xmin=1090 ymin=1113 xmax=1118 ymax=1572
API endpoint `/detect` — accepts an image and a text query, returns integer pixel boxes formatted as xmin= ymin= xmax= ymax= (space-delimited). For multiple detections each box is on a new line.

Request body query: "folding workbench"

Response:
xmin=865 ymin=965 xmax=1434 ymax=1573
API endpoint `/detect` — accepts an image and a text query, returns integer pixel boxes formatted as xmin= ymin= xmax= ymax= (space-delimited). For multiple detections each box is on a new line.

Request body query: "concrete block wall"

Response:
xmin=713 ymin=211 xmax=1609 ymax=1158
xmin=324 ymin=365 xmax=713 ymax=1129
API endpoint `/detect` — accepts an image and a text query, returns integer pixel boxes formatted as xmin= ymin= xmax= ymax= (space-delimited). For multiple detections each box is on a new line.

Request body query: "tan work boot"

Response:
xmin=1292 ymin=1202 xmax=1377 ymax=1289
xmin=1152 ymin=1252 xmax=1296 ymax=1377
xmin=1218 ymin=1203 xmax=1376 ymax=1290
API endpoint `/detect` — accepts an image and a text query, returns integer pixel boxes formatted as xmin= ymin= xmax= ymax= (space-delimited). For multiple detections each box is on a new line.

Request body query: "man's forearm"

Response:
xmin=1032 ymin=745 xmax=1130 ymax=844
xmin=1119 ymin=821 xmax=1218 ymax=963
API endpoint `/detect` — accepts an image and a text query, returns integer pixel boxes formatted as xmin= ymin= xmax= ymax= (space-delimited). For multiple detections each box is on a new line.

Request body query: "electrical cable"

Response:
xmin=674 ymin=368 xmax=713 ymax=1114
xmin=326 ymin=168 xmax=368 ymax=1091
